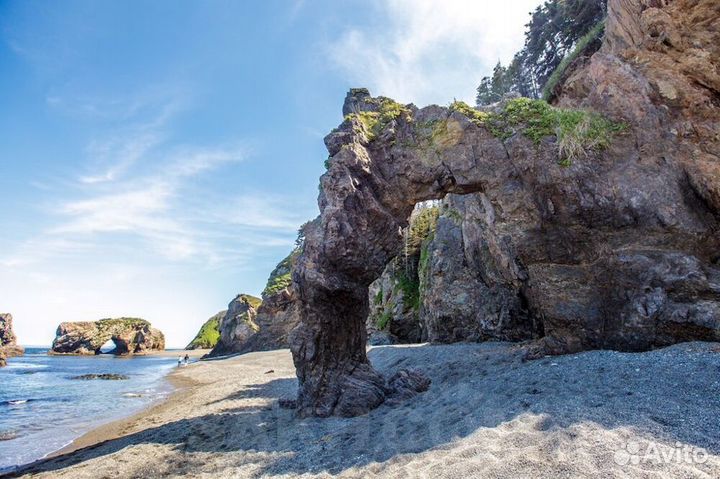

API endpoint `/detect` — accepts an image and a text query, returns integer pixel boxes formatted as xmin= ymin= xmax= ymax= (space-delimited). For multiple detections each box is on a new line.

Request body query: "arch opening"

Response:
xmin=98 ymin=339 xmax=116 ymax=354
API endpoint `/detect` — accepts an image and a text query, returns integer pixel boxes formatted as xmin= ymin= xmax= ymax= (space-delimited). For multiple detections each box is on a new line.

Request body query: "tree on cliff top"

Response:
xmin=476 ymin=0 xmax=607 ymax=106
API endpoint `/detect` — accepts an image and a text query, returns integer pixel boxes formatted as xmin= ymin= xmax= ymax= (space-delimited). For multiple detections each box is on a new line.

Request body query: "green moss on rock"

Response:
xmin=345 ymin=97 xmax=412 ymax=142
xmin=185 ymin=311 xmax=224 ymax=350
xmin=450 ymin=98 xmax=625 ymax=165
xmin=262 ymin=249 xmax=300 ymax=299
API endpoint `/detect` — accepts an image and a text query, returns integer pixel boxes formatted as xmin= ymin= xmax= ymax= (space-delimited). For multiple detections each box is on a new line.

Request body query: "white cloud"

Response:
xmin=328 ymin=0 xmax=542 ymax=106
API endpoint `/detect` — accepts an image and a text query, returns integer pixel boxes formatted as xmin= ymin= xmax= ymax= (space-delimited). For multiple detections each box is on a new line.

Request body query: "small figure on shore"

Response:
xmin=183 ymin=354 xmax=190 ymax=365
xmin=177 ymin=356 xmax=182 ymax=367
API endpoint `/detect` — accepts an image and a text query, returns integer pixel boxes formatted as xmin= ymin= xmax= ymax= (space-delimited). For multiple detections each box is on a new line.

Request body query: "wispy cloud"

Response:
xmin=49 ymin=142 xmax=252 ymax=262
xmin=328 ymin=0 xmax=542 ymax=106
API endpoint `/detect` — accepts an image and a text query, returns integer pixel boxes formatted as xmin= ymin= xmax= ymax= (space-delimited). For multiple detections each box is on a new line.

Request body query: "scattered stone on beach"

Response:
xmin=70 ymin=374 xmax=130 ymax=381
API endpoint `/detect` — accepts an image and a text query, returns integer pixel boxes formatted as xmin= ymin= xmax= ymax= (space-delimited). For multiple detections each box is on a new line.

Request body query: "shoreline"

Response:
xmin=1 ymin=349 xmax=211 ymax=477
xmin=43 ymin=348 xmax=211 ymax=358
xmin=7 ymin=343 xmax=720 ymax=478
xmin=48 ymin=364 xmax=200 ymax=457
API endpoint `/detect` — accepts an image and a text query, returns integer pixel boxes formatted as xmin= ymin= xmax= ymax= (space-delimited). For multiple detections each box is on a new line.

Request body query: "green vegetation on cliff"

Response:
xmin=450 ymin=98 xmax=625 ymax=165
xmin=345 ymin=97 xmax=411 ymax=141
xmin=185 ymin=311 xmax=224 ymax=350
xmin=405 ymin=206 xmax=440 ymax=254
xmin=262 ymin=249 xmax=300 ymax=298
xmin=542 ymin=20 xmax=605 ymax=100
xmin=237 ymin=294 xmax=262 ymax=310
xmin=475 ymin=0 xmax=607 ymax=104
xmin=96 ymin=318 xmax=149 ymax=332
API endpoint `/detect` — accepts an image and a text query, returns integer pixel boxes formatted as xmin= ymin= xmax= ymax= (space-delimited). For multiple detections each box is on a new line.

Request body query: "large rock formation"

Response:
xmin=238 ymin=288 xmax=301 ymax=353
xmin=419 ymin=195 xmax=541 ymax=343
xmin=185 ymin=310 xmax=225 ymax=350
xmin=204 ymin=290 xmax=302 ymax=358
xmin=289 ymin=0 xmax=720 ymax=417
xmin=50 ymin=318 xmax=165 ymax=355
xmin=204 ymin=294 xmax=262 ymax=357
xmin=205 ymin=250 xmax=303 ymax=358
xmin=0 ymin=313 xmax=24 ymax=366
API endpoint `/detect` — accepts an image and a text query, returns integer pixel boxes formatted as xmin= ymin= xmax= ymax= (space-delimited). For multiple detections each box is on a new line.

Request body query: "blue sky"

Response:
xmin=0 ymin=0 xmax=542 ymax=347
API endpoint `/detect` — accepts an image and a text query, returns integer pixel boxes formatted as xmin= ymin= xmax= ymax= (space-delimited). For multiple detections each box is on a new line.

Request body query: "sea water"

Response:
xmin=0 ymin=347 xmax=179 ymax=472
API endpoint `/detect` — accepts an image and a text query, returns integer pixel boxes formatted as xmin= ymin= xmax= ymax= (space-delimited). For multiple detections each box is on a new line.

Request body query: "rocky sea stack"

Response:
xmin=50 ymin=318 xmax=165 ymax=356
xmin=0 ymin=313 xmax=24 ymax=367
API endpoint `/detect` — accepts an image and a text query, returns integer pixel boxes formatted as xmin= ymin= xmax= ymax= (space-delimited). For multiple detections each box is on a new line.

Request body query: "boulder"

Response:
xmin=50 ymin=318 xmax=165 ymax=355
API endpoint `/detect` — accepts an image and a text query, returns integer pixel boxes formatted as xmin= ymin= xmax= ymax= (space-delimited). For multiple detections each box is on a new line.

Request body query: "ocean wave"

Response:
xmin=6 ymin=362 xmax=48 ymax=369
xmin=2 ymin=399 xmax=33 ymax=406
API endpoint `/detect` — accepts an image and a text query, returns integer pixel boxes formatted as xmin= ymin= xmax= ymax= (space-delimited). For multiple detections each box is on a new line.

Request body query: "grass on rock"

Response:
xmin=450 ymin=98 xmax=626 ymax=165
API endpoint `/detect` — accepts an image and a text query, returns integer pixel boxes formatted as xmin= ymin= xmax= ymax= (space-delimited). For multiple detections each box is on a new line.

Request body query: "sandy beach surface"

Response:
xmin=143 ymin=349 xmax=212 ymax=358
xmin=6 ymin=342 xmax=720 ymax=478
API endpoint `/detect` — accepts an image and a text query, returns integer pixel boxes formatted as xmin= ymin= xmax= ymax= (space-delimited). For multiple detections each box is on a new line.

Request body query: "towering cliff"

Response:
xmin=0 ymin=313 xmax=24 ymax=366
xmin=50 ymin=318 xmax=165 ymax=355
xmin=287 ymin=0 xmax=720 ymax=417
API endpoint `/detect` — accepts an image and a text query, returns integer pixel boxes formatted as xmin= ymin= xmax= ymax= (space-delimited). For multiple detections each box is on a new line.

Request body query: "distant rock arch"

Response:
xmin=50 ymin=318 xmax=165 ymax=356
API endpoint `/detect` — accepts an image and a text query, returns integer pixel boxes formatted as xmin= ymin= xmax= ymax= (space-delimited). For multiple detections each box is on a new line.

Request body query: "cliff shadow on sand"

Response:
xmin=8 ymin=342 xmax=720 ymax=478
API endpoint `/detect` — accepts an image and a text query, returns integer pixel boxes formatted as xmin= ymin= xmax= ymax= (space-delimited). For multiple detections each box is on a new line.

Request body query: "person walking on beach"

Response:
xmin=177 ymin=356 xmax=182 ymax=367
xmin=183 ymin=354 xmax=189 ymax=366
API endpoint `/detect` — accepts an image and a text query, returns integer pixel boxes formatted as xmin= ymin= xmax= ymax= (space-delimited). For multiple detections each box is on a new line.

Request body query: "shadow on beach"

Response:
xmin=7 ymin=342 xmax=720 ymax=477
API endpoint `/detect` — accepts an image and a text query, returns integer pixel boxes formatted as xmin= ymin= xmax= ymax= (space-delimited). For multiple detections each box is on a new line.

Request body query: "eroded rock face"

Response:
xmin=205 ymin=290 xmax=302 ymax=358
xmin=290 ymin=0 xmax=720 ymax=417
xmin=50 ymin=318 xmax=165 ymax=355
xmin=205 ymin=294 xmax=262 ymax=358
xmin=237 ymin=288 xmax=301 ymax=354
xmin=0 ymin=313 xmax=24 ymax=365
xmin=419 ymin=195 xmax=540 ymax=343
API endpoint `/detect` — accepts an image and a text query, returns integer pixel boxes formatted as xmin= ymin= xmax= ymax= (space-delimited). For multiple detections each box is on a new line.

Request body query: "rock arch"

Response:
xmin=290 ymin=89 xmax=720 ymax=417
xmin=290 ymin=0 xmax=720 ymax=417
xmin=51 ymin=318 xmax=165 ymax=356
xmin=290 ymin=91 xmax=566 ymax=417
